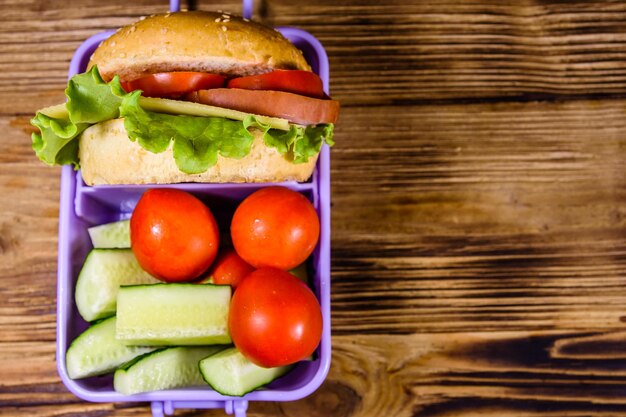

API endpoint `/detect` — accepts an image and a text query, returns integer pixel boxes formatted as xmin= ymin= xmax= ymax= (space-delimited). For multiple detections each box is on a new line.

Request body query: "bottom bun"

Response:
xmin=79 ymin=119 xmax=318 ymax=185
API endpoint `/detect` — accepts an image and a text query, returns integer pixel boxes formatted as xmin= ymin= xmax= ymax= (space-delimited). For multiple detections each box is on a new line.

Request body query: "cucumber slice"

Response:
xmin=88 ymin=220 xmax=130 ymax=248
xmin=114 ymin=346 xmax=224 ymax=395
xmin=199 ymin=347 xmax=293 ymax=396
xmin=75 ymin=249 xmax=159 ymax=322
xmin=195 ymin=275 xmax=213 ymax=284
xmin=116 ymin=283 xmax=232 ymax=346
xmin=66 ymin=316 xmax=156 ymax=379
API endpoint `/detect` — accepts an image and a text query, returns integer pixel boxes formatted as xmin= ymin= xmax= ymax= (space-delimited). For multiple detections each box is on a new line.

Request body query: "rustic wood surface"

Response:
xmin=3 ymin=0 xmax=626 ymax=415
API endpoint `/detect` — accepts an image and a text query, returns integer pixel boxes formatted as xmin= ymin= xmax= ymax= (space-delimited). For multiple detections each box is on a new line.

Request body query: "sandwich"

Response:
xmin=31 ymin=11 xmax=339 ymax=185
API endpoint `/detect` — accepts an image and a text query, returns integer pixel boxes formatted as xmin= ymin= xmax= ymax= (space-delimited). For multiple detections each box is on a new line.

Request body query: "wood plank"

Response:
xmin=6 ymin=0 xmax=626 ymax=113
xmin=328 ymin=99 xmax=626 ymax=335
xmin=6 ymin=1 xmax=626 ymax=416
xmin=5 ymin=334 xmax=626 ymax=416
xmin=0 ymin=0 xmax=244 ymax=114
xmin=6 ymin=98 xmax=626 ymax=340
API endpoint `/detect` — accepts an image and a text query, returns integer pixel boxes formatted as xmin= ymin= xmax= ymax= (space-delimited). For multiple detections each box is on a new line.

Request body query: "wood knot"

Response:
xmin=0 ymin=222 xmax=20 ymax=254
xmin=280 ymin=380 xmax=361 ymax=417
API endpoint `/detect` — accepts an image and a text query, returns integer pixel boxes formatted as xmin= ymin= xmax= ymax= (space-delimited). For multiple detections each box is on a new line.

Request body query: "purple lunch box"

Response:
xmin=55 ymin=1 xmax=332 ymax=415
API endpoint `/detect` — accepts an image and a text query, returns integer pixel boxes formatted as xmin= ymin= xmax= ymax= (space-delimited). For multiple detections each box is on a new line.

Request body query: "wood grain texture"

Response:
xmin=4 ymin=0 xmax=626 ymax=416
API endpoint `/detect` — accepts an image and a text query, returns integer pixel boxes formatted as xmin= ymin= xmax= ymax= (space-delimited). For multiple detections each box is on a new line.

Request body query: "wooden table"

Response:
xmin=3 ymin=0 xmax=626 ymax=415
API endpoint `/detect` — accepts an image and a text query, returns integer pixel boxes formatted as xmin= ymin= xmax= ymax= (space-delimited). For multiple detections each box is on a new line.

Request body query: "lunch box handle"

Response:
xmin=169 ymin=0 xmax=253 ymax=19
xmin=151 ymin=399 xmax=249 ymax=417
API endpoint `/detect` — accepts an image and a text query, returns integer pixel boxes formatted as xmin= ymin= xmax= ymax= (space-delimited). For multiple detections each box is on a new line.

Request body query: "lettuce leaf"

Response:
xmin=31 ymin=67 xmax=125 ymax=167
xmin=120 ymin=92 xmax=255 ymax=174
xmin=31 ymin=113 xmax=87 ymax=168
xmin=65 ymin=68 xmax=126 ymax=124
xmin=30 ymin=66 xmax=335 ymax=174
xmin=263 ymin=124 xmax=335 ymax=164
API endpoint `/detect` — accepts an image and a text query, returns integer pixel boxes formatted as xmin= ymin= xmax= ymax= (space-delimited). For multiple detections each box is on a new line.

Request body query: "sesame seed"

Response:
xmin=221 ymin=26 xmax=227 ymax=31
xmin=215 ymin=17 xmax=221 ymax=22
xmin=243 ymin=17 xmax=250 ymax=22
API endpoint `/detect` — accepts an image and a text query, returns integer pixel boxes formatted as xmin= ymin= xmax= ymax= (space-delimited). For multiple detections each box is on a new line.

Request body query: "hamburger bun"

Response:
xmin=79 ymin=119 xmax=318 ymax=185
xmin=89 ymin=11 xmax=311 ymax=82
xmin=50 ymin=11 xmax=332 ymax=186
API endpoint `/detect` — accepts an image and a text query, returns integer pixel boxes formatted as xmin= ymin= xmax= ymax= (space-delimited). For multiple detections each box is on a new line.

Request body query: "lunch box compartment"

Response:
xmin=55 ymin=2 xmax=332 ymax=416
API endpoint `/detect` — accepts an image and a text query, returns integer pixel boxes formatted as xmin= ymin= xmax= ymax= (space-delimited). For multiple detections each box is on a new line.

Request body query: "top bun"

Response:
xmin=89 ymin=11 xmax=311 ymax=82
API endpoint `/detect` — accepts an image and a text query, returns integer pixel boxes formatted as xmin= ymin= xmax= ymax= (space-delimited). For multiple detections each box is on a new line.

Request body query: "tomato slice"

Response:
xmin=227 ymin=70 xmax=325 ymax=99
xmin=186 ymin=88 xmax=340 ymax=125
xmin=122 ymin=72 xmax=226 ymax=98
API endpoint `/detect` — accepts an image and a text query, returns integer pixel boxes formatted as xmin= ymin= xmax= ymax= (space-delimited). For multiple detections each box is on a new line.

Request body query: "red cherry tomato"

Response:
xmin=230 ymin=187 xmax=320 ymax=270
xmin=121 ymin=72 xmax=226 ymax=98
xmin=229 ymin=267 xmax=323 ymax=367
xmin=207 ymin=248 xmax=255 ymax=289
xmin=227 ymin=70 xmax=325 ymax=98
xmin=130 ymin=189 xmax=219 ymax=282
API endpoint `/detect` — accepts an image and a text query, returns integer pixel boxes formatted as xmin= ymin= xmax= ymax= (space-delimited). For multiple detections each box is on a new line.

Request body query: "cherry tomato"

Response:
xmin=186 ymin=88 xmax=340 ymax=125
xmin=227 ymin=70 xmax=325 ymax=98
xmin=130 ymin=189 xmax=219 ymax=282
xmin=229 ymin=267 xmax=323 ymax=367
xmin=230 ymin=187 xmax=320 ymax=270
xmin=206 ymin=247 xmax=255 ymax=289
xmin=121 ymin=72 xmax=226 ymax=98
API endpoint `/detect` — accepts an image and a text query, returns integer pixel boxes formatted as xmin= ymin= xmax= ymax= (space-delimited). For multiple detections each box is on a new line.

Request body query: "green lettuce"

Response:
xmin=31 ymin=114 xmax=85 ymax=168
xmin=120 ymin=92 xmax=256 ymax=174
xmin=66 ymin=67 xmax=127 ymax=124
xmin=31 ymin=66 xmax=335 ymax=174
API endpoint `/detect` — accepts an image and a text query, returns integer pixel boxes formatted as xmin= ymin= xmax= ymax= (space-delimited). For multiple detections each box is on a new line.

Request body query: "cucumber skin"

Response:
xmin=66 ymin=316 xmax=156 ymax=379
xmin=116 ymin=283 xmax=232 ymax=346
xmin=114 ymin=346 xmax=224 ymax=395
xmin=75 ymin=249 xmax=159 ymax=322
xmin=88 ymin=219 xmax=130 ymax=248
xmin=199 ymin=347 xmax=293 ymax=397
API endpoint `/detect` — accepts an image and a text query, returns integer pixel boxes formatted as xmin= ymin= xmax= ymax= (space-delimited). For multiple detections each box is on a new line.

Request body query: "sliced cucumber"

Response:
xmin=195 ymin=275 xmax=213 ymax=284
xmin=75 ymin=249 xmax=159 ymax=322
xmin=66 ymin=316 xmax=156 ymax=379
xmin=88 ymin=219 xmax=130 ymax=248
xmin=199 ymin=347 xmax=293 ymax=396
xmin=116 ymin=283 xmax=232 ymax=346
xmin=114 ymin=346 xmax=224 ymax=395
